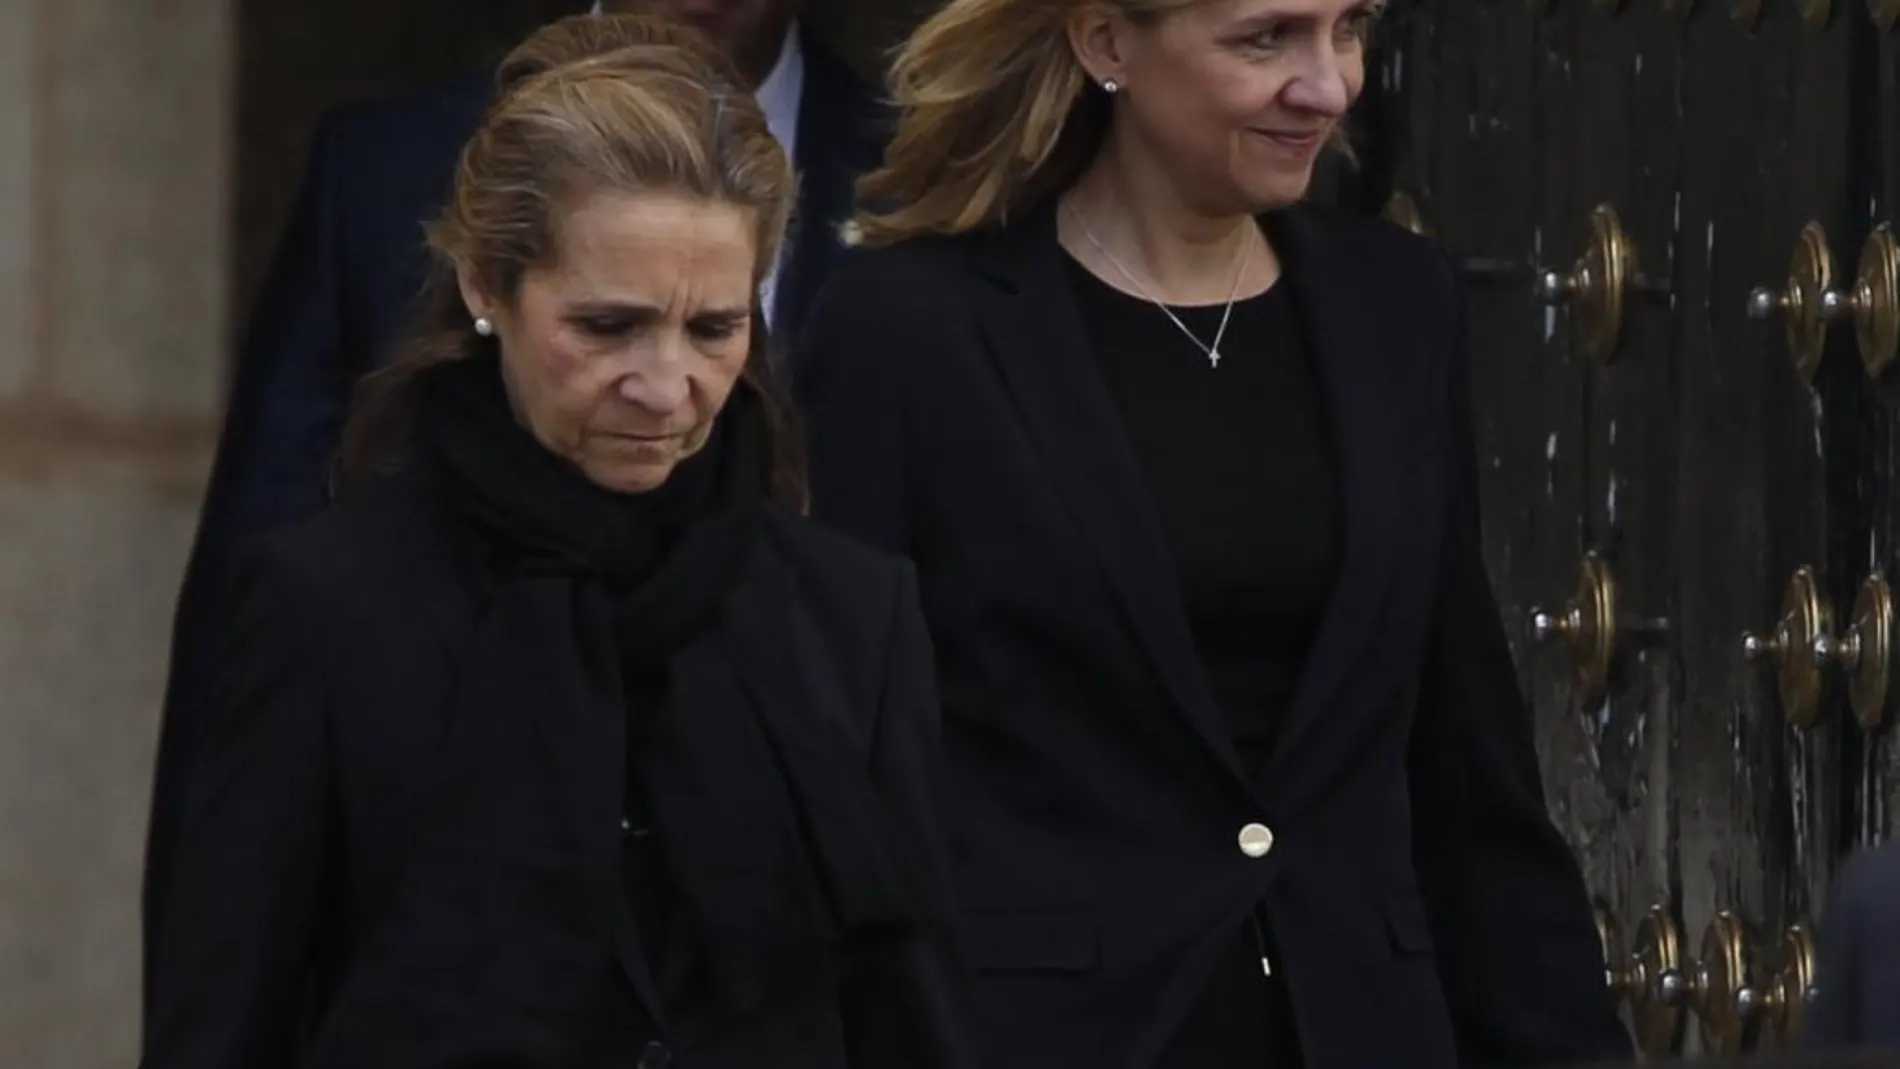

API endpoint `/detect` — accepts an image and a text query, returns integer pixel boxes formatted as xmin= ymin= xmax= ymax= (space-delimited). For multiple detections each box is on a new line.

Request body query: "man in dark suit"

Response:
xmin=1804 ymin=841 xmax=1900 ymax=1052
xmin=145 ymin=0 xmax=888 ymax=978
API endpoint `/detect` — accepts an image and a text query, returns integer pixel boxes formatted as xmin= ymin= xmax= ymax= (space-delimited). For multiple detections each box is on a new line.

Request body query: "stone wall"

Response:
xmin=0 ymin=0 xmax=229 ymax=1064
xmin=0 ymin=0 xmax=558 ymax=1062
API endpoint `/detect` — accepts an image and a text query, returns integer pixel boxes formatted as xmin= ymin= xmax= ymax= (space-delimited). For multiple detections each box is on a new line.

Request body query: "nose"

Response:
xmin=615 ymin=345 xmax=693 ymax=414
xmin=1281 ymin=42 xmax=1355 ymax=118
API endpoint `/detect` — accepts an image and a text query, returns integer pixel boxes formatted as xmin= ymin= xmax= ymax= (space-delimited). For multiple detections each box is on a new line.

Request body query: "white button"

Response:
xmin=1238 ymin=823 xmax=1275 ymax=858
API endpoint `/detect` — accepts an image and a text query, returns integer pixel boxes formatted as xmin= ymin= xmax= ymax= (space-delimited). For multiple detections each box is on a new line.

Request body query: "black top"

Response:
xmin=1064 ymin=255 xmax=1340 ymax=1067
xmin=1064 ymin=255 xmax=1341 ymax=771
xmin=794 ymin=198 xmax=1632 ymax=1068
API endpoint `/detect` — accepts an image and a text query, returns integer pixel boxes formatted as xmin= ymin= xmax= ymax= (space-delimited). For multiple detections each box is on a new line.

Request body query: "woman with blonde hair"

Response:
xmin=140 ymin=15 xmax=974 ymax=1069
xmin=797 ymin=1 xmax=1632 ymax=1066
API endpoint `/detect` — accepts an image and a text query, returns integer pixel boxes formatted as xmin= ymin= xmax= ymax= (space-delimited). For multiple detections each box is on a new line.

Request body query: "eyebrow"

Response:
xmin=564 ymin=300 xmax=752 ymax=322
xmin=1231 ymin=1 xmax=1381 ymax=27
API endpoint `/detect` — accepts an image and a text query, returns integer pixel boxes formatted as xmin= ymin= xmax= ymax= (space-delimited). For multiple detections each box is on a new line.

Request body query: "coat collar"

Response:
xmin=967 ymin=199 xmax=1407 ymax=793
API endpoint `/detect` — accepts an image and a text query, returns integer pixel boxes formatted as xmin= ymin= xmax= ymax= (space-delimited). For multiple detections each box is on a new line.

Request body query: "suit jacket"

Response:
xmin=793 ymin=200 xmax=1633 ymax=1068
xmin=1804 ymin=841 xmax=1900 ymax=1052
xmin=139 ymin=472 xmax=973 ymax=1069
xmin=146 ymin=34 xmax=889 ymax=956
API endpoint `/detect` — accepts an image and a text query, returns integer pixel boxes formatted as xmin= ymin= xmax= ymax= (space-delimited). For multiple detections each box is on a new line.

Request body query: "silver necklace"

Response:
xmin=1072 ymin=205 xmax=1254 ymax=369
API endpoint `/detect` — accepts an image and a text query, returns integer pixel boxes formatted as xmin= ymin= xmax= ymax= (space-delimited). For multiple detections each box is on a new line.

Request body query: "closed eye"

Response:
xmin=574 ymin=315 xmax=639 ymax=339
xmin=563 ymin=303 xmax=749 ymax=345
xmin=565 ymin=302 xmax=658 ymax=340
xmin=689 ymin=310 xmax=750 ymax=343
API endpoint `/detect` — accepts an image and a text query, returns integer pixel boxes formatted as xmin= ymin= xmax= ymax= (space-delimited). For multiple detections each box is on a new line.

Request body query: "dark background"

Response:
xmin=231 ymin=0 xmax=1395 ymax=350
xmin=233 ymin=0 xmax=938 ymax=336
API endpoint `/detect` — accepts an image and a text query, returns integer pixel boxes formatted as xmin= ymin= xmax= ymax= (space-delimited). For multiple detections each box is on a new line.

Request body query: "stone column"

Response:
xmin=0 ymin=0 xmax=230 ymax=1063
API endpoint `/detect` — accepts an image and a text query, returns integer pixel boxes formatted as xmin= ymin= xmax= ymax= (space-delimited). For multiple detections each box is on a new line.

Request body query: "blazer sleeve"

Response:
xmin=141 ymin=541 xmax=333 ymax=1069
xmin=839 ymin=562 xmax=978 ymax=1069
xmin=793 ymin=266 xmax=915 ymax=559
xmin=146 ymin=113 xmax=354 ymax=954
xmin=1406 ymin=263 xmax=1633 ymax=1067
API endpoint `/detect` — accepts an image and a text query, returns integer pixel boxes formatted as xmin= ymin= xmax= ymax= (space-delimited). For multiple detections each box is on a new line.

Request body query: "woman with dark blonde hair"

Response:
xmin=139 ymin=15 xmax=973 ymax=1069
xmin=797 ymin=1 xmax=1632 ymax=1066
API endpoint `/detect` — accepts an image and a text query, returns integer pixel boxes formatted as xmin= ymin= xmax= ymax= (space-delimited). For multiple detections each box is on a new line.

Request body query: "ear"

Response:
xmin=1066 ymin=2 xmax=1131 ymax=90
xmin=455 ymin=261 xmax=493 ymax=328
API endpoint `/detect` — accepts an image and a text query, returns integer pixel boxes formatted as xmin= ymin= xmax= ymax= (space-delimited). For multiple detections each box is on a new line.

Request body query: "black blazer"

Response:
xmin=793 ymin=201 xmax=1633 ymax=1068
xmin=147 ymin=33 xmax=889 ymax=952
xmin=139 ymin=475 xmax=973 ymax=1069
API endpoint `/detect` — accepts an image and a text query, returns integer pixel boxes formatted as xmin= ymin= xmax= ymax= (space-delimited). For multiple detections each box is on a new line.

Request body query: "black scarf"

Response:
xmin=416 ymin=354 xmax=921 ymax=1015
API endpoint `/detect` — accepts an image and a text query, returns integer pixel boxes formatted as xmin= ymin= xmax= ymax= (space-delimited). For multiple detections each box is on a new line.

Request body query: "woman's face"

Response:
xmin=462 ymin=190 xmax=757 ymax=494
xmin=1086 ymin=0 xmax=1375 ymax=213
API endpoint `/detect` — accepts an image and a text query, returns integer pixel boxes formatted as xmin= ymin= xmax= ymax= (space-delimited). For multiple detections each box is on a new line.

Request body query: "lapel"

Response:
xmin=1257 ymin=208 xmax=1405 ymax=777
xmin=969 ymin=204 xmax=1245 ymax=781
xmin=645 ymin=540 xmax=925 ymax=1022
xmin=773 ymin=38 xmax=889 ymax=344
xmin=968 ymin=202 xmax=1405 ymax=791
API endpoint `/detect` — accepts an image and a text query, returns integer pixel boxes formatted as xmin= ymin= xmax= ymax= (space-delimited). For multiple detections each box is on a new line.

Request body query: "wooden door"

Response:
xmin=1858 ymin=0 xmax=1900 ymax=859
xmin=1671 ymin=0 xmax=1855 ymax=1055
xmin=1384 ymin=0 xmax=1675 ymax=1047
xmin=1380 ymin=2 xmax=1591 ymax=839
xmin=1386 ymin=0 xmax=1862 ymax=1057
xmin=1541 ymin=7 xmax=1686 ymax=1049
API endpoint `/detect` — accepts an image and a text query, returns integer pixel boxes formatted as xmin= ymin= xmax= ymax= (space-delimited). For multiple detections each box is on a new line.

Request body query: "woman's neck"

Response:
xmin=1058 ymin=146 xmax=1279 ymax=305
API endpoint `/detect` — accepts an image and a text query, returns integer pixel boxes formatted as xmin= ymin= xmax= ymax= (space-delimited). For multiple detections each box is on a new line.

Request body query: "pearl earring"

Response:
xmin=1102 ymin=78 xmax=1121 ymax=94
xmin=473 ymin=316 xmax=494 ymax=337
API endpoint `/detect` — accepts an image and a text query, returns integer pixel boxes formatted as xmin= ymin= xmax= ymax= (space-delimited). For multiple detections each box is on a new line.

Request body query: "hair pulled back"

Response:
xmin=338 ymin=13 xmax=803 ymax=503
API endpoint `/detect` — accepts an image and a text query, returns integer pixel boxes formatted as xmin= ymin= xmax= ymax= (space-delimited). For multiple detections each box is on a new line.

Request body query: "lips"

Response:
xmin=1254 ymin=129 xmax=1324 ymax=152
xmin=604 ymin=431 xmax=683 ymax=445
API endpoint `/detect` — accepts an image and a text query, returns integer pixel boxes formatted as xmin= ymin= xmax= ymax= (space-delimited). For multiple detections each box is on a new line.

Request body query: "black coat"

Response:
xmin=138 ymin=474 xmax=973 ymax=1069
xmin=147 ymin=35 xmax=889 ymax=951
xmin=793 ymin=200 xmax=1634 ymax=1068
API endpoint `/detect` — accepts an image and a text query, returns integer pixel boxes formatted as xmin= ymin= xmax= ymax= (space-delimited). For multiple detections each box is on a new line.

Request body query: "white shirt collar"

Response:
xmin=752 ymin=22 xmax=804 ymax=166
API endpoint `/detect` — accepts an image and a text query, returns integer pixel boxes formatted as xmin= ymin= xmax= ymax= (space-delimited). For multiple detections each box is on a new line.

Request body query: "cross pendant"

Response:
xmin=1208 ymin=349 xmax=1221 ymax=368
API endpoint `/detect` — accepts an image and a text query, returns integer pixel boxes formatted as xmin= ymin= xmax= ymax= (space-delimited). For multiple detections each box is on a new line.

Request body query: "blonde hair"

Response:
xmin=339 ymin=14 xmax=805 ymax=502
xmin=854 ymin=0 xmax=1357 ymax=248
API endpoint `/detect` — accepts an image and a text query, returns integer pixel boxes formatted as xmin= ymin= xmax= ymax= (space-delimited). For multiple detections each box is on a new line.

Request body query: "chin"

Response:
xmin=585 ymin=461 xmax=675 ymax=496
xmin=1238 ymin=171 xmax=1316 ymax=214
